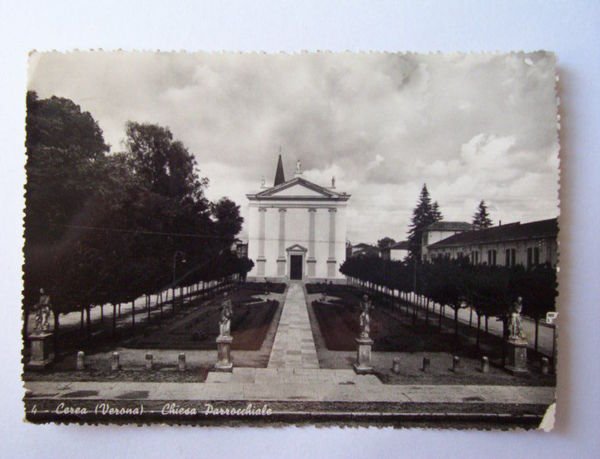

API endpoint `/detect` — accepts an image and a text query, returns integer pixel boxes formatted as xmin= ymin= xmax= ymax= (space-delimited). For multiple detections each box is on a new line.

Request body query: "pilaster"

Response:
xmin=277 ymin=208 xmax=287 ymax=276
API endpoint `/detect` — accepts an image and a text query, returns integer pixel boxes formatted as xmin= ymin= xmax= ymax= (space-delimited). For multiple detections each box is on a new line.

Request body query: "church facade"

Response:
xmin=246 ymin=156 xmax=350 ymax=282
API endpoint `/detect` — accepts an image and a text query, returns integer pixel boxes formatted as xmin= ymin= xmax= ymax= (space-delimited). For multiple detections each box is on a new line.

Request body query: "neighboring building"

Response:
xmin=426 ymin=218 xmax=558 ymax=268
xmin=380 ymin=240 xmax=411 ymax=261
xmin=348 ymin=243 xmax=380 ymax=258
xmin=421 ymin=221 xmax=474 ymax=261
xmin=233 ymin=239 xmax=248 ymax=258
xmin=246 ymin=155 xmax=351 ymax=282
xmin=345 ymin=241 xmax=353 ymax=259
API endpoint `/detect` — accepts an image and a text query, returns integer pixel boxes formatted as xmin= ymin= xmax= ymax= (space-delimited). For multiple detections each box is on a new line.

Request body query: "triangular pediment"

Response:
xmin=252 ymin=177 xmax=339 ymax=198
xmin=286 ymin=243 xmax=308 ymax=252
xmin=273 ymin=182 xmax=327 ymax=197
xmin=247 ymin=176 xmax=351 ymax=202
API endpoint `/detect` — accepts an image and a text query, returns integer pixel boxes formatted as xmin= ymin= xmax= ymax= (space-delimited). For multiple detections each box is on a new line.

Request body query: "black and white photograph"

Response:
xmin=22 ymin=51 xmax=560 ymax=429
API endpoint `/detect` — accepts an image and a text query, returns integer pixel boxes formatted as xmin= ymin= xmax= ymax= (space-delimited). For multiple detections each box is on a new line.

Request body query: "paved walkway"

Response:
xmin=267 ymin=282 xmax=319 ymax=369
xmin=24 ymin=377 xmax=554 ymax=405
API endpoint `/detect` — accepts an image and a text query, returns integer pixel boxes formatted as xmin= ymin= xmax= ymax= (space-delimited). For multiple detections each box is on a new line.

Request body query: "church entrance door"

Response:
xmin=290 ymin=255 xmax=303 ymax=280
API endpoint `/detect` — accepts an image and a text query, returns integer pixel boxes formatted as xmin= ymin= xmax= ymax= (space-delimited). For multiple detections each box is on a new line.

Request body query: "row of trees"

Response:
xmin=24 ymin=92 xmax=253 ymax=339
xmin=340 ymin=256 xmax=557 ymax=349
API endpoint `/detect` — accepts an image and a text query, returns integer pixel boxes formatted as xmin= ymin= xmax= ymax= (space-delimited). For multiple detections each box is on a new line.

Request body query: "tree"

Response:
xmin=24 ymin=95 xmax=249 ymax=348
xmin=123 ymin=121 xmax=214 ymax=283
xmin=24 ymin=91 xmax=111 ymax=334
xmin=426 ymin=259 xmax=468 ymax=344
xmin=23 ymin=94 xmax=176 ymax=342
xmin=24 ymin=91 xmax=110 ymax=246
xmin=211 ymin=198 xmax=244 ymax=250
xmin=468 ymin=264 xmax=512 ymax=351
xmin=377 ymin=237 xmax=396 ymax=250
xmin=511 ymin=264 xmax=557 ymax=351
xmin=407 ymin=184 xmax=437 ymax=260
xmin=431 ymin=201 xmax=443 ymax=222
xmin=124 ymin=122 xmax=208 ymax=202
xmin=472 ymin=200 xmax=493 ymax=229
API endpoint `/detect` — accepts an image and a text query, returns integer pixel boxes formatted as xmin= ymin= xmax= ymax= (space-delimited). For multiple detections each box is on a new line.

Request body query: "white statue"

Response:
xmin=32 ymin=288 xmax=52 ymax=334
xmin=219 ymin=293 xmax=233 ymax=337
xmin=508 ymin=297 xmax=526 ymax=341
xmin=295 ymin=159 xmax=302 ymax=175
xmin=359 ymin=294 xmax=373 ymax=339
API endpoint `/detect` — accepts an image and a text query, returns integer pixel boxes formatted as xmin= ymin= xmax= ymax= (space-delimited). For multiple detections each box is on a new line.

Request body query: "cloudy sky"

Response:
xmin=28 ymin=52 xmax=559 ymax=243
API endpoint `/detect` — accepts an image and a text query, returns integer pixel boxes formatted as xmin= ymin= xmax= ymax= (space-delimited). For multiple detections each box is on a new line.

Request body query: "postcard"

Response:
xmin=23 ymin=51 xmax=559 ymax=429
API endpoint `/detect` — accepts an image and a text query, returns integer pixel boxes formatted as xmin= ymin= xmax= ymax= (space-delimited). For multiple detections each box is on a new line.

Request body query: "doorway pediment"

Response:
xmin=286 ymin=244 xmax=308 ymax=253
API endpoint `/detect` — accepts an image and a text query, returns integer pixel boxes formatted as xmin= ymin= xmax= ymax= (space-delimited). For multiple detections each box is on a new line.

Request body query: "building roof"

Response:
xmin=353 ymin=243 xmax=377 ymax=249
xmin=425 ymin=221 xmax=474 ymax=232
xmin=388 ymin=240 xmax=411 ymax=250
xmin=247 ymin=176 xmax=350 ymax=201
xmin=428 ymin=218 xmax=558 ymax=249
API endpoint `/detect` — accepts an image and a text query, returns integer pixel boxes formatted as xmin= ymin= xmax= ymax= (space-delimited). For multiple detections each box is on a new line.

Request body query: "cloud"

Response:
xmin=28 ymin=52 xmax=559 ymax=244
xmin=366 ymin=154 xmax=385 ymax=170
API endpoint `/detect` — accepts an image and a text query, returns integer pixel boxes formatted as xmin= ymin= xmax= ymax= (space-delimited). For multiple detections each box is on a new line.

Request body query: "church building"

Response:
xmin=246 ymin=155 xmax=351 ymax=282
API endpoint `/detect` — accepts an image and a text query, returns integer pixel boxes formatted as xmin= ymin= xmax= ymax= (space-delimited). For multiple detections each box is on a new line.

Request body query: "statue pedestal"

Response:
xmin=27 ymin=332 xmax=54 ymax=370
xmin=353 ymin=337 xmax=374 ymax=374
xmin=214 ymin=335 xmax=233 ymax=372
xmin=505 ymin=337 xmax=529 ymax=374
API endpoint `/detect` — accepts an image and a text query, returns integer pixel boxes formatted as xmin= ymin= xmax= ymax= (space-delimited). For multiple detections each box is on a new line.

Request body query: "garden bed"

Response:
xmin=128 ymin=291 xmax=280 ymax=351
xmin=243 ymin=281 xmax=287 ymax=294
xmin=305 ymin=282 xmax=360 ymax=296
xmin=313 ymin=299 xmax=461 ymax=352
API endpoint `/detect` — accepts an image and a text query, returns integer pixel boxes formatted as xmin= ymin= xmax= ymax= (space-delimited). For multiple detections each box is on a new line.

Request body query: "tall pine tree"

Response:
xmin=472 ymin=200 xmax=493 ymax=229
xmin=408 ymin=184 xmax=439 ymax=260
xmin=432 ymin=201 xmax=443 ymax=222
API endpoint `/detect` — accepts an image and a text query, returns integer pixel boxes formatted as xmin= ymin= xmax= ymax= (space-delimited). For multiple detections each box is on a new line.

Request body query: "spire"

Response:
xmin=274 ymin=151 xmax=285 ymax=186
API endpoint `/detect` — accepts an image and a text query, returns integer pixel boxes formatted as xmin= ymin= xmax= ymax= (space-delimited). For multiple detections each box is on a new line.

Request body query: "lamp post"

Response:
xmin=411 ymin=238 xmax=419 ymax=313
xmin=172 ymin=250 xmax=186 ymax=311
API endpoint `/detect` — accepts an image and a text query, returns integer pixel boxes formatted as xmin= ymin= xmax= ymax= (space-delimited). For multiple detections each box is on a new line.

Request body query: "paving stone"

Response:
xmin=25 ymin=380 xmax=556 ymax=406
xmin=268 ymin=282 xmax=319 ymax=369
xmin=205 ymin=372 xmax=233 ymax=383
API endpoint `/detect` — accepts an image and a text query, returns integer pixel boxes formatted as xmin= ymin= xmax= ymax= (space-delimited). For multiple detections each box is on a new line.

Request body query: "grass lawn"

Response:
xmin=244 ymin=281 xmax=287 ymax=294
xmin=311 ymin=290 xmax=518 ymax=358
xmin=128 ymin=289 xmax=280 ymax=351
xmin=313 ymin=298 xmax=457 ymax=352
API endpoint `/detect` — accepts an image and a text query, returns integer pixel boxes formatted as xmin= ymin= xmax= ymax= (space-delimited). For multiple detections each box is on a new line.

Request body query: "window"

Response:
xmin=527 ymin=247 xmax=533 ymax=268
xmin=471 ymin=251 xmax=479 ymax=264
xmin=505 ymin=248 xmax=516 ymax=267
xmin=534 ymin=247 xmax=540 ymax=266
xmin=487 ymin=249 xmax=497 ymax=266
